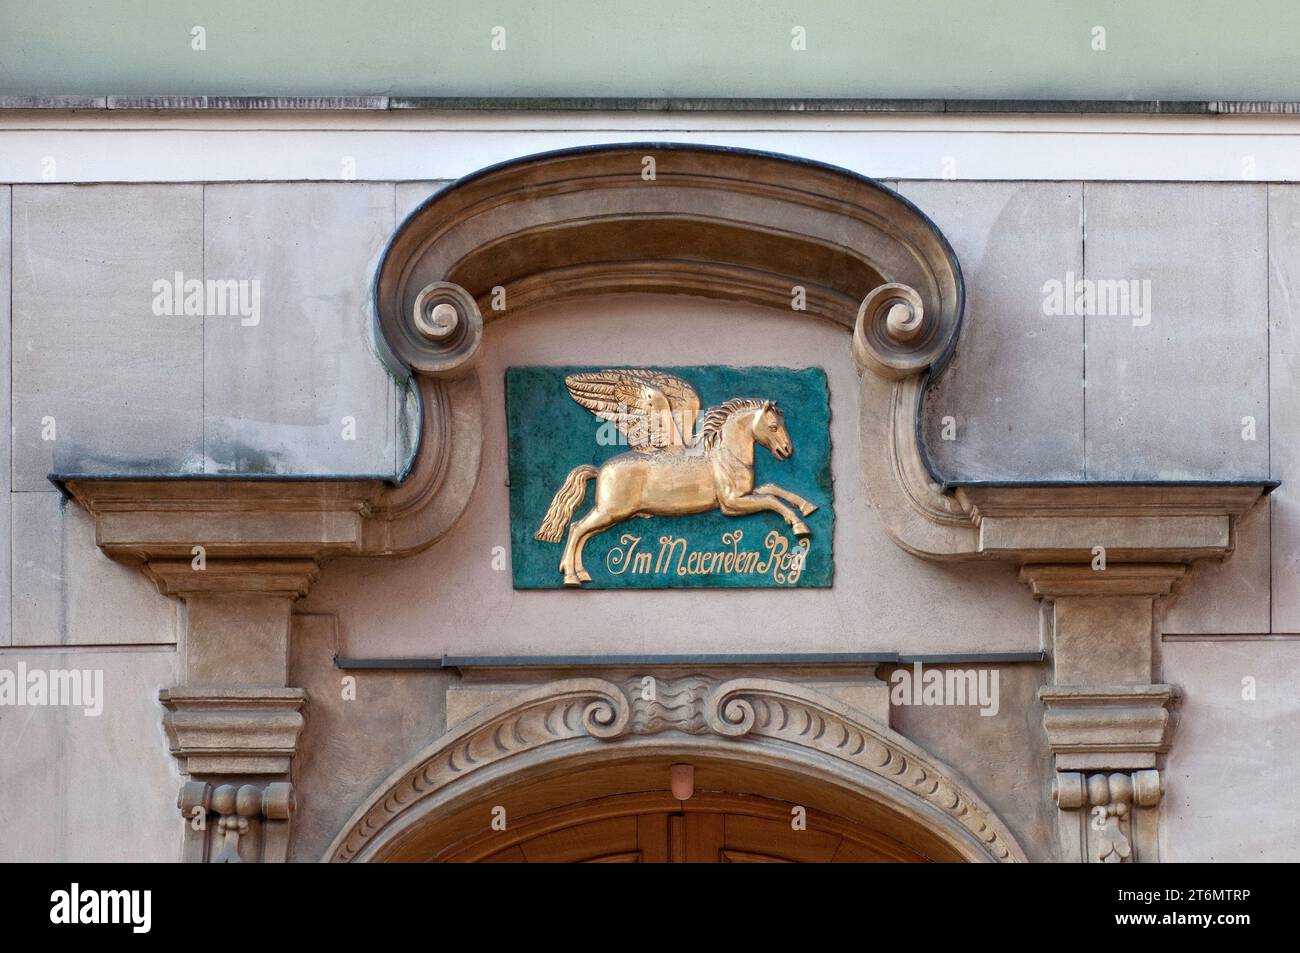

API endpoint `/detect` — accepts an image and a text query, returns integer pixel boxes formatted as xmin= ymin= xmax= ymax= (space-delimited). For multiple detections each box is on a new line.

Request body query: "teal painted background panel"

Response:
xmin=3 ymin=1 xmax=1300 ymax=101
xmin=507 ymin=365 xmax=833 ymax=589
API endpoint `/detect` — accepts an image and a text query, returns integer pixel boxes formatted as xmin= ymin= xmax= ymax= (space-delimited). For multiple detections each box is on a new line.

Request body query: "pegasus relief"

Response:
xmin=534 ymin=369 xmax=818 ymax=586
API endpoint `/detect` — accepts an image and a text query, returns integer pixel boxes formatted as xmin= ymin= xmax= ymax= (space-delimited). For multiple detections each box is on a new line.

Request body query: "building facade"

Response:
xmin=3 ymin=13 xmax=1300 ymax=863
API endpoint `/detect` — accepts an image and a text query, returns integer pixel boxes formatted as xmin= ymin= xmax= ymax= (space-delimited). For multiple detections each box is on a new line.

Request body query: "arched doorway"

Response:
xmin=325 ymin=677 xmax=1024 ymax=863
xmin=431 ymin=759 xmax=953 ymax=863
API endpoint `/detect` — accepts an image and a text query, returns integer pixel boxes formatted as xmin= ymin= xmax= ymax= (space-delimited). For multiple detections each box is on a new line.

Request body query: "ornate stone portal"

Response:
xmin=60 ymin=144 xmax=1272 ymax=862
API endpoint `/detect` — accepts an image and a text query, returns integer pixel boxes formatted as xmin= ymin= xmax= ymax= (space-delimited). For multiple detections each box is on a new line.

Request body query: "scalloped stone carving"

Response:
xmin=327 ymin=675 xmax=1023 ymax=863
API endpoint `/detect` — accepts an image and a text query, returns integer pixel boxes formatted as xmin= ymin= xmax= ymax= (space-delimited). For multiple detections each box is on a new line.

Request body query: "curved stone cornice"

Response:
xmin=324 ymin=675 xmax=1025 ymax=864
xmin=373 ymin=143 xmax=965 ymax=377
xmin=359 ymin=374 xmax=483 ymax=557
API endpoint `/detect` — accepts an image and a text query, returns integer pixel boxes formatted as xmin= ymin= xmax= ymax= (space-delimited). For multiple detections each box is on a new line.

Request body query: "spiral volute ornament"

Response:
xmin=852 ymin=282 xmax=950 ymax=380
xmin=387 ymin=280 xmax=483 ymax=379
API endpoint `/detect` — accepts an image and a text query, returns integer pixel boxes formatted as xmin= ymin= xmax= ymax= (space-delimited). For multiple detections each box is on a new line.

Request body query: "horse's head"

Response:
xmin=753 ymin=400 xmax=793 ymax=460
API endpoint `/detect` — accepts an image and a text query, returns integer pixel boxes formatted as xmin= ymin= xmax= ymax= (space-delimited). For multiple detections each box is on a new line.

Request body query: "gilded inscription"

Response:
xmin=605 ymin=530 xmax=808 ymax=585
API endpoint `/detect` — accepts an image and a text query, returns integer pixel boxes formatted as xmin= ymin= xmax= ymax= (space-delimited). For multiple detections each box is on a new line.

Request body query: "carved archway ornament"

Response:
xmin=324 ymin=676 xmax=1026 ymax=863
xmin=58 ymin=144 xmax=1275 ymax=862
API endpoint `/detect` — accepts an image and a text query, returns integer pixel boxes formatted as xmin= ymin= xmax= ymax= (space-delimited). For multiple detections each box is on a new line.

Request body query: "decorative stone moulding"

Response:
xmin=55 ymin=144 xmax=1276 ymax=863
xmin=324 ymin=676 xmax=1027 ymax=864
xmin=401 ymin=280 xmax=484 ymax=379
xmin=1053 ymin=770 xmax=1163 ymax=864
xmin=178 ymin=779 xmax=297 ymax=864
xmin=160 ymin=688 xmax=307 ymax=776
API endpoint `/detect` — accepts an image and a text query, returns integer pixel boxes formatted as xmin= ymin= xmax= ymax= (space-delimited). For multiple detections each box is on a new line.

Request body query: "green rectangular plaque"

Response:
xmin=506 ymin=365 xmax=833 ymax=589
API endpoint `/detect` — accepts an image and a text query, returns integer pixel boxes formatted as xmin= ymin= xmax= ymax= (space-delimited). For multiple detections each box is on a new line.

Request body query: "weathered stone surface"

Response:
xmin=1161 ymin=639 xmax=1300 ymax=861
xmin=11 ymin=185 xmax=205 ymax=489
xmin=288 ymin=614 xmax=448 ymax=862
xmin=889 ymin=662 xmax=1055 ymax=861
xmin=1083 ymin=184 xmax=1269 ymax=480
xmin=0 ymin=648 xmax=181 ymax=861
xmin=1268 ymin=185 xmax=1300 ymax=631
xmin=899 ymin=182 xmax=1084 ymax=481
xmin=10 ymin=492 xmax=178 ymax=647
xmin=1 ymin=188 xmax=11 ymax=646
xmin=395 ymin=181 xmax=451 ymax=222
xmin=9 ymin=492 xmax=62 ymax=646
xmin=202 ymin=183 xmax=398 ymax=475
xmin=1163 ymin=495 xmax=1271 ymax=634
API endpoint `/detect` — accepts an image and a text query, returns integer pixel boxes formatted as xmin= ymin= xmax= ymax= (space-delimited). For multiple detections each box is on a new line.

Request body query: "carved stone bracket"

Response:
xmin=161 ymin=690 xmax=305 ymax=864
xmin=178 ymin=780 xmax=297 ymax=864
xmin=160 ymin=688 xmax=307 ymax=776
xmin=1039 ymin=684 xmax=1179 ymax=771
xmin=1021 ymin=564 xmax=1191 ymax=862
xmin=1054 ymin=770 xmax=1163 ymax=864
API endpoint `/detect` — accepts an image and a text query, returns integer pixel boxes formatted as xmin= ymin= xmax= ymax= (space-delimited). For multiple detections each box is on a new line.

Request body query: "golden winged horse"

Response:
xmin=534 ymin=369 xmax=817 ymax=587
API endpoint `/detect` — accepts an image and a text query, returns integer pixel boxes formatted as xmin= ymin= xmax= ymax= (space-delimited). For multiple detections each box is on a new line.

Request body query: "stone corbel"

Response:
xmin=160 ymin=688 xmax=307 ymax=776
xmin=1019 ymin=565 xmax=1187 ymax=861
xmin=178 ymin=780 xmax=297 ymax=864
xmin=159 ymin=688 xmax=306 ymax=862
xmin=1053 ymin=770 xmax=1163 ymax=864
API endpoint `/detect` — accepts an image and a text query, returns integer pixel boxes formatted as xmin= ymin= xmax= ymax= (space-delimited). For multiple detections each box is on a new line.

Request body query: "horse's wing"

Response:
xmin=565 ymin=370 xmax=677 ymax=452
xmin=631 ymin=371 xmax=702 ymax=446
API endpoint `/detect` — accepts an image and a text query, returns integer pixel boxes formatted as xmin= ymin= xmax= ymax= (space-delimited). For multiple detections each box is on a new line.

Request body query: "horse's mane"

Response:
xmin=701 ymin=398 xmax=768 ymax=449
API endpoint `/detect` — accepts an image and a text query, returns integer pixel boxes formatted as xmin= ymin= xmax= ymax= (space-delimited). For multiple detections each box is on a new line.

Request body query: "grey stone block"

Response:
xmin=1268 ymin=185 xmax=1300 ymax=631
xmin=11 ymin=185 xmax=205 ymax=489
xmin=1083 ymin=184 xmax=1269 ymax=480
xmin=1 ymin=188 xmax=10 ymax=646
xmin=899 ymin=181 xmax=1085 ymax=481
xmin=10 ymin=493 xmax=64 ymax=646
xmin=395 ymin=181 xmax=452 ymax=222
xmin=10 ymin=491 xmax=178 ymax=647
xmin=202 ymin=183 xmax=399 ymax=475
xmin=0 ymin=648 xmax=181 ymax=861
xmin=1163 ymin=495 xmax=1271 ymax=634
xmin=1162 ymin=640 xmax=1300 ymax=861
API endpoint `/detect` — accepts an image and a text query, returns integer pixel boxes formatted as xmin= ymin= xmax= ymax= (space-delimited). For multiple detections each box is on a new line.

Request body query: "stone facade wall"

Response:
xmin=2 ymin=170 xmax=1298 ymax=861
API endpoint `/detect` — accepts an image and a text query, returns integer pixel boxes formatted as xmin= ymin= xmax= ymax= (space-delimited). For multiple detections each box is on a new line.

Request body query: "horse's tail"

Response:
xmin=535 ymin=464 xmax=598 ymax=542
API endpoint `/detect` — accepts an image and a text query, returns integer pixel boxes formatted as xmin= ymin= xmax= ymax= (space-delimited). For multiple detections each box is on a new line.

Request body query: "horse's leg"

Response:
xmin=572 ymin=523 xmax=597 ymax=583
xmin=719 ymin=491 xmax=811 ymax=538
xmin=756 ymin=482 xmax=818 ymax=517
xmin=559 ymin=511 xmax=586 ymax=581
xmin=566 ymin=507 xmax=622 ymax=586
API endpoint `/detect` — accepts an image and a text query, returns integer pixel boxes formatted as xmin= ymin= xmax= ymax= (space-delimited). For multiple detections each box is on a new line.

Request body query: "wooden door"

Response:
xmin=463 ymin=793 xmax=929 ymax=863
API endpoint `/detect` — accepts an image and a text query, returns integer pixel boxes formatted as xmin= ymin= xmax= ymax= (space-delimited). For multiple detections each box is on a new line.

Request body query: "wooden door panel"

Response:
xmin=721 ymin=813 xmax=843 ymax=863
xmin=720 ymin=850 xmax=792 ymax=863
xmin=517 ymin=815 xmax=639 ymax=863
xmin=456 ymin=792 xmax=932 ymax=862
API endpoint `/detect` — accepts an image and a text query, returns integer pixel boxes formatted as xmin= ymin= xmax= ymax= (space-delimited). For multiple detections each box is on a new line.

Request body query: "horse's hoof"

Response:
xmin=799 ymin=501 xmax=818 ymax=517
xmin=563 ymin=574 xmax=584 ymax=588
xmin=792 ymin=522 xmax=811 ymax=538
xmin=577 ymin=569 xmax=593 ymax=583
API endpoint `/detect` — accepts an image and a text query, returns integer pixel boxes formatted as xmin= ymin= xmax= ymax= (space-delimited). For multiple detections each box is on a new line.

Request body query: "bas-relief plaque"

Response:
xmin=506 ymin=366 xmax=834 ymax=589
